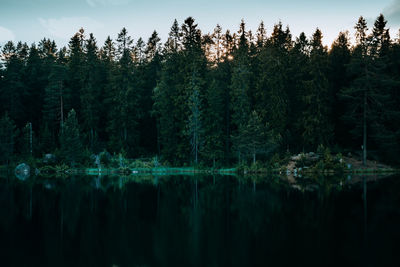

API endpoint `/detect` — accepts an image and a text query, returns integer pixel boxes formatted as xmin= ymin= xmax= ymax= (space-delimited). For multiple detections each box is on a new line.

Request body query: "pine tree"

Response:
xmin=99 ymin=36 xmax=116 ymax=144
xmin=284 ymin=32 xmax=310 ymax=151
xmin=181 ymin=17 xmax=206 ymax=162
xmin=145 ymin=30 xmax=161 ymax=62
xmin=19 ymin=122 xmax=34 ymax=157
xmin=43 ymin=62 xmax=66 ymax=149
xmin=212 ymin=24 xmax=223 ymax=62
xmin=0 ymin=113 xmax=16 ymax=164
xmin=65 ymin=28 xmax=85 ymax=115
xmin=154 ymin=21 xmax=184 ymax=162
xmin=136 ymin=31 xmax=162 ymax=154
xmin=188 ymin=72 xmax=203 ymax=164
xmin=134 ymin=37 xmax=146 ymax=64
xmin=182 ymin=17 xmax=202 ymax=54
xmin=230 ymin=20 xmax=252 ymax=162
xmin=108 ymin=27 xmax=140 ymax=156
xmin=164 ymin=19 xmax=181 ymax=54
xmin=24 ymin=44 xmax=45 ymax=131
xmin=342 ymin=15 xmax=399 ymax=164
xmin=81 ymin=33 xmax=102 ymax=152
xmin=231 ymin=110 xmax=278 ymax=164
xmin=1 ymin=41 xmax=26 ymax=126
xmin=39 ymin=123 xmax=53 ymax=154
xmin=300 ymin=28 xmax=333 ymax=150
xmin=256 ymin=24 xmax=292 ymax=140
xmin=202 ymin=65 xmax=227 ymax=165
xmin=328 ymin=31 xmax=351 ymax=146
xmin=256 ymin=21 xmax=267 ymax=48
xmin=60 ymin=109 xmax=83 ymax=166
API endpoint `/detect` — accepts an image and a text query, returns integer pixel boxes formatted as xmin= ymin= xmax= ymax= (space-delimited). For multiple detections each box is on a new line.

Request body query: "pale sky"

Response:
xmin=1 ymin=0 xmax=399 ymax=49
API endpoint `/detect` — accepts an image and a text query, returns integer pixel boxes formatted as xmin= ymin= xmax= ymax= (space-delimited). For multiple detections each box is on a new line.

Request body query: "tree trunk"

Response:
xmin=363 ymin=91 xmax=367 ymax=167
xmin=60 ymin=82 xmax=64 ymax=133
xmin=29 ymin=122 xmax=33 ymax=156
xmin=90 ymin=128 xmax=94 ymax=150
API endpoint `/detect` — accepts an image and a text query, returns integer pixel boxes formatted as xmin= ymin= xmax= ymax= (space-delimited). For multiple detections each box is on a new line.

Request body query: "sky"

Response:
xmin=1 ymin=0 xmax=400 ymax=49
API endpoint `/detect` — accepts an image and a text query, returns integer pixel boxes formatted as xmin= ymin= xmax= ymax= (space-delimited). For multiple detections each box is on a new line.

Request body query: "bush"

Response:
xmin=109 ymin=153 xmax=129 ymax=168
xmin=235 ymin=162 xmax=247 ymax=174
xmin=269 ymin=153 xmax=282 ymax=169
xmin=99 ymin=150 xmax=111 ymax=166
xmin=129 ymin=159 xmax=154 ymax=169
xmin=311 ymin=147 xmax=346 ymax=173
xmin=249 ymin=161 xmax=266 ymax=173
xmin=295 ymin=153 xmax=318 ymax=168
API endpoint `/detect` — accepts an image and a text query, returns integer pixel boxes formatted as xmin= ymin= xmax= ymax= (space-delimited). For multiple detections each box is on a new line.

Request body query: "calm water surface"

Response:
xmin=0 ymin=174 xmax=399 ymax=267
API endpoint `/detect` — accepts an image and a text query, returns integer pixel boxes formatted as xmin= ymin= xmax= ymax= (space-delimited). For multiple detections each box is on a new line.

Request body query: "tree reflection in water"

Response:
xmin=0 ymin=174 xmax=399 ymax=267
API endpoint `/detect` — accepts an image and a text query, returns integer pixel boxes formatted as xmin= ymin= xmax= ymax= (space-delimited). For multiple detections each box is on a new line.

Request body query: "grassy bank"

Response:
xmin=3 ymin=148 xmax=399 ymax=178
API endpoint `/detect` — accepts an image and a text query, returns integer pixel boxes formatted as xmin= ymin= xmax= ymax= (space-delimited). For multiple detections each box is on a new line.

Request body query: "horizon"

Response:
xmin=1 ymin=0 xmax=400 ymax=49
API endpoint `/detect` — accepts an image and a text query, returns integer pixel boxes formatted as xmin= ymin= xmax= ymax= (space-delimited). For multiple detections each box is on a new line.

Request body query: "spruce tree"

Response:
xmin=60 ymin=109 xmax=83 ymax=166
xmin=137 ymin=31 xmax=162 ymax=154
xmin=328 ymin=31 xmax=351 ymax=147
xmin=285 ymin=32 xmax=310 ymax=151
xmin=19 ymin=122 xmax=34 ymax=157
xmin=145 ymin=30 xmax=161 ymax=62
xmin=108 ymin=28 xmax=140 ymax=156
xmin=81 ymin=33 xmax=102 ymax=152
xmin=231 ymin=110 xmax=278 ymax=164
xmin=43 ymin=62 xmax=66 ymax=149
xmin=230 ymin=20 xmax=252 ymax=162
xmin=342 ymin=15 xmax=399 ymax=164
xmin=256 ymin=24 xmax=292 ymax=141
xmin=154 ymin=22 xmax=181 ymax=162
xmin=24 ymin=44 xmax=45 ymax=130
xmin=300 ymin=28 xmax=332 ymax=150
xmin=187 ymin=71 xmax=203 ymax=164
xmin=0 ymin=113 xmax=16 ymax=164
xmin=99 ymin=36 xmax=116 ymax=144
xmin=181 ymin=17 xmax=207 ymax=163
xmin=66 ymin=28 xmax=85 ymax=115
xmin=1 ymin=41 xmax=26 ymax=126
xmin=202 ymin=66 xmax=227 ymax=165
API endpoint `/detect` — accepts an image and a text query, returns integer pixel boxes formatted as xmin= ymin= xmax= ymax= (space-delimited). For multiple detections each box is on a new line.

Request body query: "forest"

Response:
xmin=0 ymin=14 xmax=399 ymax=167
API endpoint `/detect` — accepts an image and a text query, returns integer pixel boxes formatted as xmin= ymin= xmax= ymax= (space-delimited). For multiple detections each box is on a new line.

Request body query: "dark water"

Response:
xmin=0 ymin=174 xmax=400 ymax=267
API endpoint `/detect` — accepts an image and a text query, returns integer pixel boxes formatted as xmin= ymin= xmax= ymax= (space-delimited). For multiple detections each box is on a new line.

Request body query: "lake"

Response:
xmin=0 ymin=174 xmax=399 ymax=267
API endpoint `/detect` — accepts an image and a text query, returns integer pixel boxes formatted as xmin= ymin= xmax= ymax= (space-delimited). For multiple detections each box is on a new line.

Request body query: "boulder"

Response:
xmin=43 ymin=154 xmax=56 ymax=164
xmin=15 ymin=163 xmax=30 ymax=180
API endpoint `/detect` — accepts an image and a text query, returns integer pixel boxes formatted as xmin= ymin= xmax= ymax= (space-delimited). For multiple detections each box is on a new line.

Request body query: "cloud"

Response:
xmin=0 ymin=26 xmax=15 ymax=44
xmin=383 ymin=0 xmax=400 ymax=24
xmin=39 ymin=17 xmax=104 ymax=40
xmin=86 ymin=0 xmax=131 ymax=7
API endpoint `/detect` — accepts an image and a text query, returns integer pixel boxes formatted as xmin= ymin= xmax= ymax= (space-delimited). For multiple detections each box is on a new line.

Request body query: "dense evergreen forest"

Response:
xmin=1 ymin=14 xmax=399 ymax=167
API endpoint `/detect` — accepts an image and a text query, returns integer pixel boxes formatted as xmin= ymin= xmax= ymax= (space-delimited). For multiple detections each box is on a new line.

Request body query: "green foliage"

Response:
xmin=310 ymin=146 xmax=346 ymax=173
xmin=0 ymin=113 xmax=16 ymax=164
xmin=129 ymin=159 xmax=155 ymax=169
xmin=39 ymin=163 xmax=69 ymax=175
xmin=99 ymin=150 xmax=111 ymax=166
xmin=43 ymin=63 xmax=66 ymax=139
xmin=295 ymin=153 xmax=318 ymax=168
xmin=268 ymin=153 xmax=283 ymax=169
xmin=59 ymin=109 xmax=84 ymax=166
xmin=18 ymin=122 xmax=34 ymax=157
xmin=300 ymin=29 xmax=333 ymax=150
xmin=1 ymin=15 xmax=400 ymax=168
xmin=232 ymin=110 xmax=279 ymax=164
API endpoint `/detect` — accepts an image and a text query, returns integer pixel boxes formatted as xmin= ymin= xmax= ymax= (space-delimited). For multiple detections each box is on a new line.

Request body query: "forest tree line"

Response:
xmin=0 ymin=14 xmax=399 ymax=166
